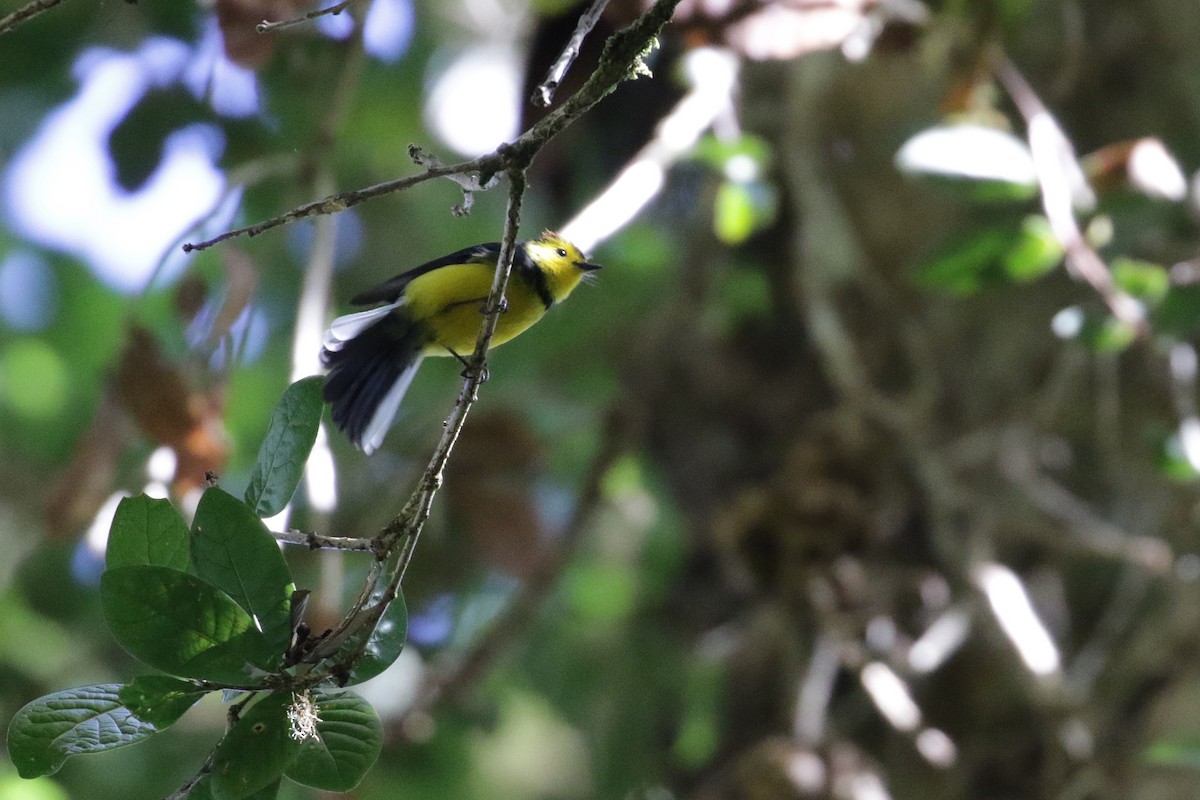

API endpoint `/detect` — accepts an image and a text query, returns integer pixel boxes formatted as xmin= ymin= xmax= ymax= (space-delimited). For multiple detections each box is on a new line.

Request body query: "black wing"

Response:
xmin=350 ymin=242 xmax=502 ymax=306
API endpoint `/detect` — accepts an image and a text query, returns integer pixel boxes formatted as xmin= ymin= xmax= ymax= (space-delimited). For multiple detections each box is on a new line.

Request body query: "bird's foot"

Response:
xmin=481 ymin=296 xmax=508 ymax=315
xmin=448 ymin=348 xmax=489 ymax=382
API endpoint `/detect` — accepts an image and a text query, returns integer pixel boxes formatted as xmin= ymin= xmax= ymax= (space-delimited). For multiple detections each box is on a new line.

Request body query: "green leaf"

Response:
xmin=106 ymin=494 xmax=192 ymax=572
xmin=191 ymin=487 xmax=296 ymax=662
xmin=916 ymin=228 xmax=1019 ymax=294
xmin=1112 ymin=257 xmax=1168 ymax=305
xmin=1155 ymin=285 xmax=1200 ymax=337
xmin=188 ymin=777 xmax=281 ymax=800
xmin=244 ymin=377 xmax=324 ymax=518
xmin=344 ymin=591 xmax=408 ymax=686
xmin=118 ymin=675 xmax=207 ymax=728
xmin=1156 ymin=433 xmax=1200 ymax=482
xmin=210 ymin=692 xmax=302 ymax=800
xmin=568 ymin=562 xmax=637 ymax=623
xmin=7 ymin=685 xmax=160 ymax=778
xmin=691 ymin=133 xmax=772 ymax=173
xmin=714 ymin=183 xmax=755 ymax=245
xmin=1001 ymin=216 xmax=1063 ymax=282
xmin=1145 ymin=736 xmax=1200 ymax=769
xmin=1082 ymin=315 xmax=1138 ymax=353
xmin=100 ymin=565 xmax=274 ymax=685
xmin=285 ymin=690 xmax=382 ymax=792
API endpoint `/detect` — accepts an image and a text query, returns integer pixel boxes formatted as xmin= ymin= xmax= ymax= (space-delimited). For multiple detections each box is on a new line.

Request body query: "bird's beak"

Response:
xmin=579 ymin=260 xmax=602 ymax=272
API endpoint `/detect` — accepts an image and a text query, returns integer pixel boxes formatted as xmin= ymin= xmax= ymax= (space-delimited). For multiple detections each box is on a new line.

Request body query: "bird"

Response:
xmin=321 ymin=231 xmax=601 ymax=454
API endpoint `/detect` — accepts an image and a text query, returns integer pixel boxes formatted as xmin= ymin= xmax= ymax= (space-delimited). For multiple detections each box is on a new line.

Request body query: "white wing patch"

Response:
xmin=361 ymin=356 xmax=424 ymax=455
xmin=322 ymin=300 xmax=404 ymax=352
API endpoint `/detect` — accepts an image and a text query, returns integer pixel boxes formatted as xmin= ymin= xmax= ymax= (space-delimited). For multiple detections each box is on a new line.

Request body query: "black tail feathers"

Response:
xmin=322 ymin=316 xmax=425 ymax=449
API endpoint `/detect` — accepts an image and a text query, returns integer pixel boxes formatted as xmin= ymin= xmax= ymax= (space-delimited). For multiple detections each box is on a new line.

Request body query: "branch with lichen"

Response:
xmin=208 ymin=0 xmax=683 ymax=701
xmin=0 ymin=0 xmax=65 ymax=37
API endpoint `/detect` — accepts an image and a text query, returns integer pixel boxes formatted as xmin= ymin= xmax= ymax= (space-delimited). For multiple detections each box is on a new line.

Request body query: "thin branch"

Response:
xmin=375 ymin=173 xmax=527 ymax=562
xmin=183 ymin=0 xmax=682 ymax=253
xmin=792 ymin=630 xmax=842 ymax=745
xmin=560 ymin=47 xmax=739 ymax=252
xmin=257 ymin=0 xmax=352 ymax=33
xmin=532 ymin=0 xmax=611 ymax=107
xmin=999 ymin=431 xmax=1174 ymax=573
xmin=402 ymin=404 xmax=630 ymax=717
xmin=183 ymin=154 xmax=494 ymax=252
xmin=179 ymin=0 xmax=684 ymax=688
xmin=273 ymin=528 xmax=377 ymax=552
xmin=992 ymin=52 xmax=1147 ymax=334
xmin=0 ymin=0 xmax=64 ymax=36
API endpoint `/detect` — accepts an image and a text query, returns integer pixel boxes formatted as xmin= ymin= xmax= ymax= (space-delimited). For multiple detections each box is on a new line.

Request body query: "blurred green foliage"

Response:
xmin=7 ymin=0 xmax=1200 ymax=798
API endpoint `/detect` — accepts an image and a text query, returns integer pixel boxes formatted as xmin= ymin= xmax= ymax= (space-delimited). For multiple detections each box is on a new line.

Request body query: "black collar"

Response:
xmin=517 ymin=249 xmax=555 ymax=309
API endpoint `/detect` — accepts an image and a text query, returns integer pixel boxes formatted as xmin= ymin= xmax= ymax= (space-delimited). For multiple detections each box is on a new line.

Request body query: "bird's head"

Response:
xmin=525 ymin=231 xmax=601 ymax=302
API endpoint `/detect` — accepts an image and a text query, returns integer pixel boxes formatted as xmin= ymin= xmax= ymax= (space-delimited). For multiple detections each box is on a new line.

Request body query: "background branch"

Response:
xmin=0 ymin=0 xmax=64 ymax=36
xmin=184 ymin=0 xmax=682 ymax=253
xmin=257 ymin=0 xmax=353 ymax=33
xmin=532 ymin=0 xmax=611 ymax=107
xmin=247 ymin=0 xmax=685 ymax=685
xmin=992 ymin=52 xmax=1147 ymax=333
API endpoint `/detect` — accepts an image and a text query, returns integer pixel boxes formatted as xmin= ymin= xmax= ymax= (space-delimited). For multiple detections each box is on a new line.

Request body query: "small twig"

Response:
xmin=532 ymin=0 xmax=611 ymax=107
xmin=992 ymin=52 xmax=1147 ymax=334
xmin=560 ymin=47 xmax=739 ymax=252
xmin=273 ymin=528 xmax=377 ymax=552
xmin=0 ymin=0 xmax=64 ymax=36
xmin=403 ymin=404 xmax=630 ymax=717
xmin=1063 ymin=565 xmax=1150 ymax=696
xmin=184 ymin=0 xmax=682 ymax=253
xmin=257 ymin=0 xmax=352 ymax=33
xmin=174 ymin=0 xmax=684 ymax=684
xmin=163 ymin=756 xmax=212 ymax=800
xmin=409 ymin=145 xmax=501 ymax=216
xmin=375 ymin=174 xmax=528 ymax=562
xmin=793 ymin=630 xmax=842 ymax=745
xmin=1000 ymin=431 xmax=1173 ymax=573
xmin=183 ymin=154 xmax=495 ymax=252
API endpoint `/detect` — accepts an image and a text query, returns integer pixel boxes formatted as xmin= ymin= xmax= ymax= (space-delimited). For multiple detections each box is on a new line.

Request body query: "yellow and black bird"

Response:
xmin=321 ymin=231 xmax=601 ymax=453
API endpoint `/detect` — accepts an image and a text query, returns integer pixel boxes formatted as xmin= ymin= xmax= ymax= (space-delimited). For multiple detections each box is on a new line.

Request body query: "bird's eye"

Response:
xmin=556 ymin=248 xmax=568 ymax=258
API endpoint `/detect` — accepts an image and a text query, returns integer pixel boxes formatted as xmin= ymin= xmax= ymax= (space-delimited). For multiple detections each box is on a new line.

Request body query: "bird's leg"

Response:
xmin=448 ymin=348 xmax=489 ymax=382
xmin=480 ymin=295 xmax=509 ymax=315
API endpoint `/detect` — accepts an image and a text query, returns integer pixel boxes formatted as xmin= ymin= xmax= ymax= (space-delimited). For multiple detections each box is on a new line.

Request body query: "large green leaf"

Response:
xmin=117 ymin=675 xmax=207 ymax=728
xmin=244 ymin=376 xmax=324 ymax=518
xmin=191 ymin=487 xmax=295 ymax=662
xmin=284 ymin=690 xmax=382 ymax=792
xmin=7 ymin=685 xmax=160 ymax=778
xmin=210 ymin=692 xmax=302 ymax=800
xmin=106 ymin=494 xmax=191 ymax=572
xmin=187 ymin=777 xmax=281 ymax=800
xmin=344 ymin=591 xmax=408 ymax=686
xmin=100 ymin=565 xmax=274 ymax=685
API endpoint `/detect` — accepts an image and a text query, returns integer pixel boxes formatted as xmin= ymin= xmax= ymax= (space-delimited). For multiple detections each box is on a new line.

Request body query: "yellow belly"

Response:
xmin=404 ymin=262 xmax=548 ymax=356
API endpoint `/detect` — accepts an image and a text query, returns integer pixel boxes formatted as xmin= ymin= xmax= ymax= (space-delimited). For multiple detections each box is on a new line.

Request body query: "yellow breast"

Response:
xmin=404 ymin=262 xmax=549 ymax=356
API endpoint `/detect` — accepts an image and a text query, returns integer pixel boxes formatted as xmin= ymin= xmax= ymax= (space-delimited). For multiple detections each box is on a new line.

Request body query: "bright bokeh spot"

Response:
xmin=364 ymin=0 xmax=415 ymax=63
xmin=425 ymin=45 xmax=521 ymax=157
xmin=0 ymin=770 xmax=69 ymax=800
xmin=0 ymin=339 xmax=68 ymax=420
xmin=896 ymin=124 xmax=1038 ymax=185
xmin=3 ymin=39 xmax=227 ymax=294
xmin=184 ymin=20 xmax=261 ymax=118
xmin=0 ymin=250 xmax=57 ymax=331
xmin=317 ymin=7 xmax=355 ymax=40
